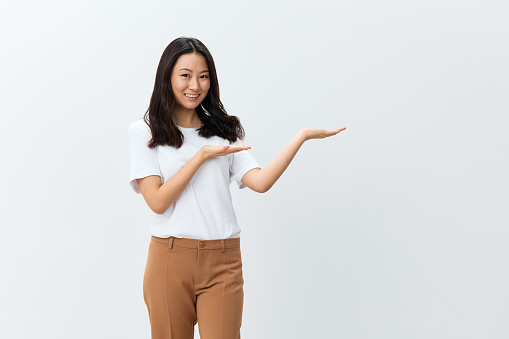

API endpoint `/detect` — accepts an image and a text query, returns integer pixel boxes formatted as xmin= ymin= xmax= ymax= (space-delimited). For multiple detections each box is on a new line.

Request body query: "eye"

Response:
xmin=200 ymin=74 xmax=209 ymax=79
xmin=180 ymin=74 xmax=190 ymax=78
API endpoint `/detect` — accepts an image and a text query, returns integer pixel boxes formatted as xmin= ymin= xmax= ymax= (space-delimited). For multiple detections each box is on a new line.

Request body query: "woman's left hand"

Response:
xmin=299 ymin=127 xmax=346 ymax=141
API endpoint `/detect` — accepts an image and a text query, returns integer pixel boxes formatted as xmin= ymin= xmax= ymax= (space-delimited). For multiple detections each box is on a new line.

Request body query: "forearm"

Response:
xmin=155 ymin=150 xmax=207 ymax=213
xmin=258 ymin=130 xmax=306 ymax=192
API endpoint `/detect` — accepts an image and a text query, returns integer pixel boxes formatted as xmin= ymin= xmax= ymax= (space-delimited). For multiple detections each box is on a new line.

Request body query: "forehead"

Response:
xmin=174 ymin=52 xmax=208 ymax=70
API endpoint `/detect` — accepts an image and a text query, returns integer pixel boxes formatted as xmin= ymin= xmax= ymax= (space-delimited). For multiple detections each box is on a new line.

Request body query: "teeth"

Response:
xmin=185 ymin=94 xmax=199 ymax=98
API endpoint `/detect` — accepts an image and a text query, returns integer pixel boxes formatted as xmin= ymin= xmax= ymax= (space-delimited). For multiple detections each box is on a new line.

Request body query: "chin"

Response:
xmin=187 ymin=103 xmax=201 ymax=110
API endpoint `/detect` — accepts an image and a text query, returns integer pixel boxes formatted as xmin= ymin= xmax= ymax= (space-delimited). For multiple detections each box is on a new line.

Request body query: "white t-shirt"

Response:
xmin=127 ymin=118 xmax=260 ymax=240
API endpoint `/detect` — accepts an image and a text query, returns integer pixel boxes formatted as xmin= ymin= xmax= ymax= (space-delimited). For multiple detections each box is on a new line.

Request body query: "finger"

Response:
xmin=229 ymin=147 xmax=249 ymax=153
xmin=323 ymin=130 xmax=343 ymax=138
xmin=330 ymin=127 xmax=345 ymax=132
xmin=230 ymin=146 xmax=251 ymax=151
xmin=329 ymin=127 xmax=346 ymax=135
xmin=226 ymin=147 xmax=250 ymax=154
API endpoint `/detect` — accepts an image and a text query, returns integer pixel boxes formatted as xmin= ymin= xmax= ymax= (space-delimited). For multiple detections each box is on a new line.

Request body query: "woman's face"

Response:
xmin=170 ymin=52 xmax=210 ymax=113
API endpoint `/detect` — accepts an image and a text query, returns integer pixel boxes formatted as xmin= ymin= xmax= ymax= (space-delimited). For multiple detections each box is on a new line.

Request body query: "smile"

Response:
xmin=184 ymin=94 xmax=199 ymax=98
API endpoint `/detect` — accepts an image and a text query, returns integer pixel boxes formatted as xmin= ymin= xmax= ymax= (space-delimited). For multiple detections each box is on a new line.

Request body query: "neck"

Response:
xmin=173 ymin=108 xmax=202 ymax=128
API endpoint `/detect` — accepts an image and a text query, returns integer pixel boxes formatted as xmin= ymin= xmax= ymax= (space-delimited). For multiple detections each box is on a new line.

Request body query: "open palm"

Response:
xmin=301 ymin=127 xmax=346 ymax=140
xmin=201 ymin=145 xmax=251 ymax=160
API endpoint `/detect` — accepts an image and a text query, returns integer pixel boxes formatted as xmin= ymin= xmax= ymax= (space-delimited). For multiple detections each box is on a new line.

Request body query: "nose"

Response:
xmin=188 ymin=77 xmax=199 ymax=91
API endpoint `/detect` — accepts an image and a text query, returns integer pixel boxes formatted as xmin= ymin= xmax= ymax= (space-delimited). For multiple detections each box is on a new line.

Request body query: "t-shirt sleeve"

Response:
xmin=127 ymin=124 xmax=162 ymax=194
xmin=228 ymin=138 xmax=261 ymax=189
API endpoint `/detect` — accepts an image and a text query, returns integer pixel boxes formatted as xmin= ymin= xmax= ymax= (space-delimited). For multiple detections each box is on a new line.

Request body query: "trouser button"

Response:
xmin=199 ymin=242 xmax=205 ymax=248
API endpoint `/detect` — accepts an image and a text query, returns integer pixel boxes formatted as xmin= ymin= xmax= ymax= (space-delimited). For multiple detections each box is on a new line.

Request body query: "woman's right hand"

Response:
xmin=199 ymin=144 xmax=251 ymax=161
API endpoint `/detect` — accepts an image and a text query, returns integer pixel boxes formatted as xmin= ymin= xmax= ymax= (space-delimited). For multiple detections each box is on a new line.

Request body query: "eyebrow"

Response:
xmin=179 ymin=68 xmax=209 ymax=73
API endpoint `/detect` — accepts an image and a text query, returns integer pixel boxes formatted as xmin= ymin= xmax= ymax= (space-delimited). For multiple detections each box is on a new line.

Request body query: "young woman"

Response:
xmin=128 ymin=37 xmax=346 ymax=339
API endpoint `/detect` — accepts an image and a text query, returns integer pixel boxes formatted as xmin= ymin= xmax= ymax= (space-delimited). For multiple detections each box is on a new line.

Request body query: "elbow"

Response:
xmin=259 ymin=187 xmax=269 ymax=194
xmin=152 ymin=201 xmax=172 ymax=215
xmin=248 ymin=185 xmax=267 ymax=193
xmin=151 ymin=206 xmax=165 ymax=215
xmin=241 ymin=171 xmax=272 ymax=193
xmin=255 ymin=183 xmax=272 ymax=194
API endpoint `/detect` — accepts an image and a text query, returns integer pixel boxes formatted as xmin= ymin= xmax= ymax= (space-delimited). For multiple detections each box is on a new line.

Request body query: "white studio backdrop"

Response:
xmin=0 ymin=0 xmax=508 ymax=338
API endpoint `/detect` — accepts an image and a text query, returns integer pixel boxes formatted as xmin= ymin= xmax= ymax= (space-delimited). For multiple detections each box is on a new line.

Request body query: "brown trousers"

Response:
xmin=143 ymin=235 xmax=244 ymax=339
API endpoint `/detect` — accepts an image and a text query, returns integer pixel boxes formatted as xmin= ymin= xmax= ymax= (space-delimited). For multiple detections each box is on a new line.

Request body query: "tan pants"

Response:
xmin=143 ymin=235 xmax=244 ymax=339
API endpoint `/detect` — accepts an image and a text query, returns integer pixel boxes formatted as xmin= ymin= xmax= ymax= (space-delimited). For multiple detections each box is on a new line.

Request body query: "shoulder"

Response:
xmin=128 ymin=118 xmax=151 ymax=134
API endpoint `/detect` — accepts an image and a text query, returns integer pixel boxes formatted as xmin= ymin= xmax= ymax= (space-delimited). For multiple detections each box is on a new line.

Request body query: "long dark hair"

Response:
xmin=143 ymin=37 xmax=245 ymax=149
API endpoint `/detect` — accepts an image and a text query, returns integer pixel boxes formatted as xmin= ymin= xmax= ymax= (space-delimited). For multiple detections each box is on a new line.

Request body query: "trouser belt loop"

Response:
xmin=168 ymin=237 xmax=174 ymax=250
xmin=220 ymin=239 xmax=225 ymax=253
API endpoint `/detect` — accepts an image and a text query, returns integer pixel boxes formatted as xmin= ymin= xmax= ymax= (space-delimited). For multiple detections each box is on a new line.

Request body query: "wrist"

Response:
xmin=297 ymin=128 xmax=308 ymax=142
xmin=197 ymin=148 xmax=209 ymax=163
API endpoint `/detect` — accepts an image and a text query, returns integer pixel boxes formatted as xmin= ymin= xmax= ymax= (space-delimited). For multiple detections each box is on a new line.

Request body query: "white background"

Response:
xmin=1 ymin=0 xmax=508 ymax=338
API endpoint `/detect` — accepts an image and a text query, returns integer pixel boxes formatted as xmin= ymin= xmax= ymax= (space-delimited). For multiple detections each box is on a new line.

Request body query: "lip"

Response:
xmin=184 ymin=93 xmax=200 ymax=100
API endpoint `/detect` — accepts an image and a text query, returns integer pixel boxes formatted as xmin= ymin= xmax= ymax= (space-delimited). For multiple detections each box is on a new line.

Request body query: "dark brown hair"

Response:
xmin=143 ymin=37 xmax=245 ymax=148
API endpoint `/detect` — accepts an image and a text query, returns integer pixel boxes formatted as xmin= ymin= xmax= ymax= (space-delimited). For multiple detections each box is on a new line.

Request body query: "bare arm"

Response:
xmin=137 ymin=145 xmax=251 ymax=214
xmin=241 ymin=127 xmax=346 ymax=193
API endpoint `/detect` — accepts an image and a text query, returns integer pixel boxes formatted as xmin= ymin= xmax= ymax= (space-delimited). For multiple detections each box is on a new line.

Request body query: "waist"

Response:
xmin=150 ymin=235 xmax=240 ymax=249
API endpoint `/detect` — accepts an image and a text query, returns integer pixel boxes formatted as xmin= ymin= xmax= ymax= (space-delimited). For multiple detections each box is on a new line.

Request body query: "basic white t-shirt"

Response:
xmin=127 ymin=118 xmax=260 ymax=240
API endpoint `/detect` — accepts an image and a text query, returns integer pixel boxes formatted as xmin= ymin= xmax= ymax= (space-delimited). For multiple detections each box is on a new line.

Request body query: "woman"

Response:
xmin=128 ymin=36 xmax=345 ymax=339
